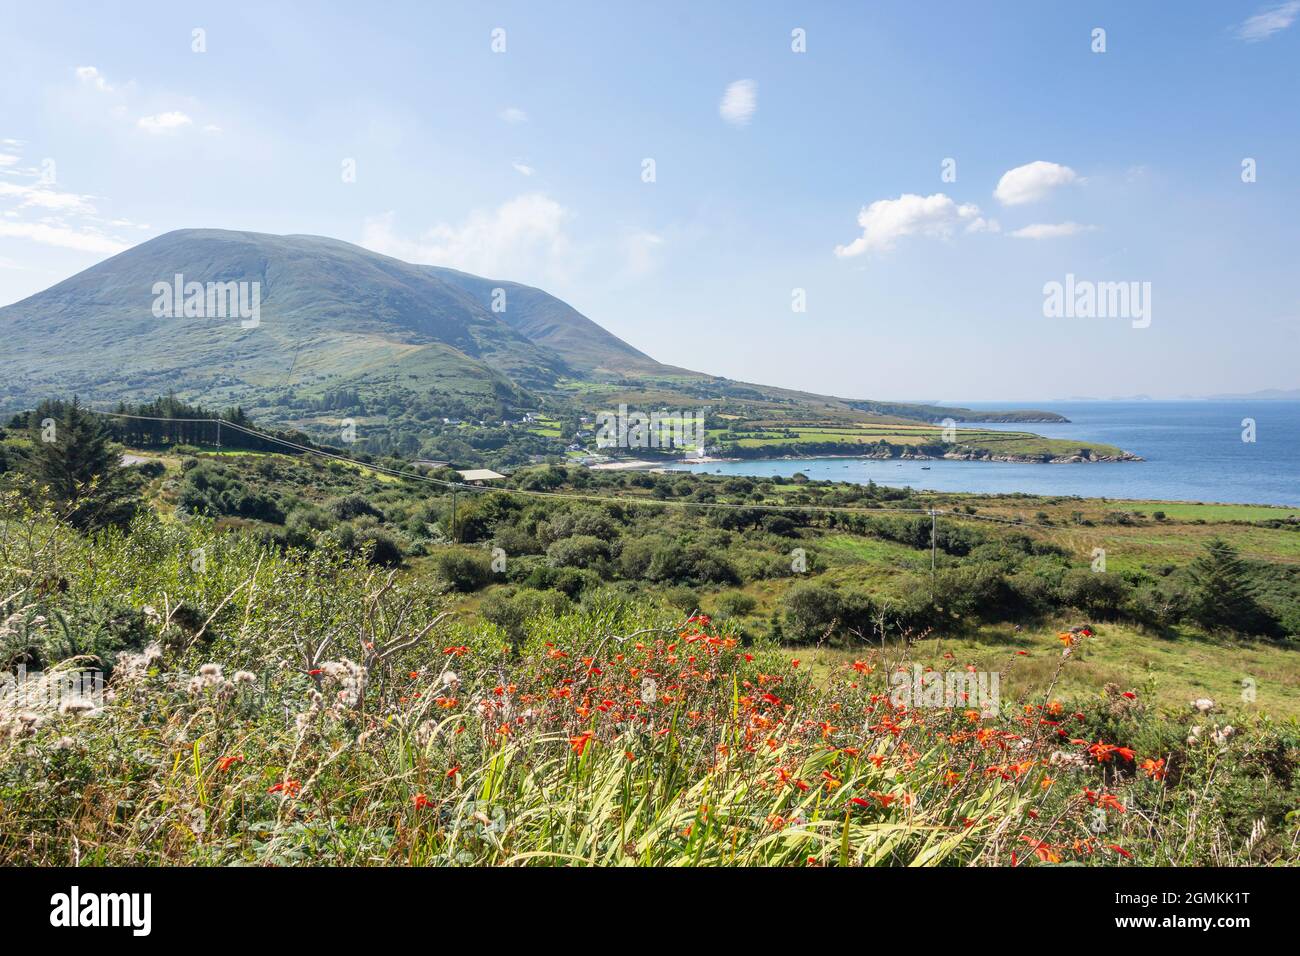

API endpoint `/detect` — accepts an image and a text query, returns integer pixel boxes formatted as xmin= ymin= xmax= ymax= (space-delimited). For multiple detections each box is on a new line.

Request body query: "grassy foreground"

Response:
xmin=2 ymin=498 xmax=1297 ymax=866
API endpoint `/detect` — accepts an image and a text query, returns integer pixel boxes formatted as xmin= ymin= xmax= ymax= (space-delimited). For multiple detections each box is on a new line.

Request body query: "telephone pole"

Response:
xmin=930 ymin=508 xmax=938 ymax=588
xmin=450 ymin=488 xmax=457 ymax=543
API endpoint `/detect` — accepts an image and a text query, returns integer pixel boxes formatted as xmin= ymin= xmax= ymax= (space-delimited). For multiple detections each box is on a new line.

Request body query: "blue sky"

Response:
xmin=1 ymin=1 xmax=1297 ymax=401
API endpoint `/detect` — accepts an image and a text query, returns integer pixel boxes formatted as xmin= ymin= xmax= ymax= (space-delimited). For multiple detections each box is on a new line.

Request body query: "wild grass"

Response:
xmin=2 ymin=495 xmax=1297 ymax=866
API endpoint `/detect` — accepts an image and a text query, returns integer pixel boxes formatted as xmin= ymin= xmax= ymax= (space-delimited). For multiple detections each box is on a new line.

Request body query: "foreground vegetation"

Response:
xmin=2 ymin=503 xmax=1297 ymax=866
xmin=1 ymin=400 xmax=1297 ymax=866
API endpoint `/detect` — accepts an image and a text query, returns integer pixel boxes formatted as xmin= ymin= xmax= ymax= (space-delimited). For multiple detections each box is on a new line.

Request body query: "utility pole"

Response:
xmin=930 ymin=508 xmax=937 ymax=585
xmin=450 ymin=488 xmax=457 ymax=543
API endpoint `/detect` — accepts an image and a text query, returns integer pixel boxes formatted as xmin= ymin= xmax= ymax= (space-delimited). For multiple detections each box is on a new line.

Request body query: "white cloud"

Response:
xmin=202 ymin=124 xmax=222 ymax=135
xmin=511 ymin=161 xmax=535 ymax=177
xmin=74 ymin=65 xmax=113 ymax=92
xmin=1237 ymin=1 xmax=1300 ymax=40
xmin=361 ymin=193 xmax=575 ymax=282
xmin=719 ymin=79 xmax=757 ymax=126
xmin=499 ymin=107 xmax=528 ymax=124
xmin=994 ymin=161 xmax=1080 ymax=205
xmin=0 ymin=220 xmax=127 ymax=254
xmin=1009 ymin=221 xmax=1097 ymax=240
xmin=137 ymin=111 xmax=194 ymax=133
xmin=622 ymin=231 xmax=664 ymax=277
xmin=0 ymin=181 xmax=96 ymax=214
xmin=834 ymin=193 xmax=994 ymax=257
xmin=0 ymin=154 xmax=18 ymax=167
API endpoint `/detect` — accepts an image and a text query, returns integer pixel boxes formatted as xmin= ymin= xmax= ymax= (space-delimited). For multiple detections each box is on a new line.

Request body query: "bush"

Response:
xmin=355 ymin=527 xmax=404 ymax=567
xmin=545 ymin=534 xmax=610 ymax=571
xmin=434 ymin=549 xmax=493 ymax=592
xmin=715 ymin=592 xmax=758 ymax=618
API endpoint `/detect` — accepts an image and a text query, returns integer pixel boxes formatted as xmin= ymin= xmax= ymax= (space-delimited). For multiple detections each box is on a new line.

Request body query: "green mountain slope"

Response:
xmin=0 ymin=228 xmax=1070 ymax=436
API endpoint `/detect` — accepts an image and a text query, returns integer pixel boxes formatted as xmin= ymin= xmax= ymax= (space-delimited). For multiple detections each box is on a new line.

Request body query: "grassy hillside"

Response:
xmin=0 ymin=230 xmax=1124 ymax=463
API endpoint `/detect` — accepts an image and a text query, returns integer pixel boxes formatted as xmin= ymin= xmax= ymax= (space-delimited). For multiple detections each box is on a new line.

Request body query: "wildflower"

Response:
xmin=268 ymin=779 xmax=301 ymax=797
xmin=217 ymin=755 xmax=243 ymax=772
xmin=1019 ymin=836 xmax=1061 ymax=863
xmin=1211 ymin=725 xmax=1236 ymax=748
xmin=1099 ymin=794 xmax=1126 ymax=813
xmin=1139 ymin=757 xmax=1166 ymax=780
xmin=233 ymin=670 xmax=257 ymax=686
xmin=569 ymin=731 xmax=594 ymax=755
xmin=412 ymin=793 xmax=431 ymax=810
xmin=1191 ymin=698 xmax=1215 ymax=713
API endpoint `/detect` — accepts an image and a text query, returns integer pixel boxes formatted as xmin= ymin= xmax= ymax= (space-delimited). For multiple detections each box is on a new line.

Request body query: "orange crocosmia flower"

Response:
xmin=267 ymin=779 xmax=301 ymax=797
xmin=1040 ymin=776 xmax=1054 ymax=790
xmin=411 ymin=793 xmax=431 ymax=810
xmin=851 ymin=660 xmax=871 ymax=673
xmin=217 ymin=755 xmax=243 ymax=772
xmin=1099 ymin=794 xmax=1126 ymax=813
xmin=569 ymin=731 xmax=594 ymax=755
xmin=790 ymin=659 xmax=800 ymax=668
xmin=868 ymin=754 xmax=885 ymax=768
xmin=408 ymin=671 xmax=420 ymax=679
xmin=446 ymin=765 xmax=460 ymax=778
xmin=1140 ymin=757 xmax=1166 ymax=780
xmin=442 ymin=645 xmax=469 ymax=656
xmin=434 ymin=696 xmax=458 ymax=709
xmin=1058 ymin=633 xmax=1075 ymax=646
xmin=1019 ymin=835 xmax=1060 ymax=863
xmin=1121 ymin=691 xmax=1137 ymax=700
xmin=1107 ymin=844 xmax=1132 ymax=858
xmin=871 ymin=792 xmax=896 ymax=808
xmin=546 ymin=649 xmax=569 ymax=660
xmin=943 ymin=770 xmax=961 ymax=787
xmin=820 ymin=770 xmax=841 ymax=790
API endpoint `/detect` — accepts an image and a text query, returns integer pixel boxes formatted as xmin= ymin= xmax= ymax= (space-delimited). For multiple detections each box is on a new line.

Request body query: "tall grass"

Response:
xmin=1 ymin=495 xmax=1297 ymax=866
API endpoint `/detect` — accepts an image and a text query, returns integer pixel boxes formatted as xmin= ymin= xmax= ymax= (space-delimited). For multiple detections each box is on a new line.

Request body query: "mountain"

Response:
xmin=0 ymin=228 xmax=1064 ymax=429
xmin=0 ymin=229 xmax=633 ymax=414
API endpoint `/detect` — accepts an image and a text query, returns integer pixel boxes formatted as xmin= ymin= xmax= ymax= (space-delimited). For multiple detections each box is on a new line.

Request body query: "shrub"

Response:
xmin=434 ymin=549 xmax=493 ymax=592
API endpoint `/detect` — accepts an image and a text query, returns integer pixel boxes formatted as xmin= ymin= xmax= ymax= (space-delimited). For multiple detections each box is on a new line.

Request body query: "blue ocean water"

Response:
xmin=670 ymin=401 xmax=1300 ymax=507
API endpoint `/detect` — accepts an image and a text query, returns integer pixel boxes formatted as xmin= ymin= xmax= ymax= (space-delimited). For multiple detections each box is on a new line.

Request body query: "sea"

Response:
xmin=669 ymin=401 xmax=1300 ymax=508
